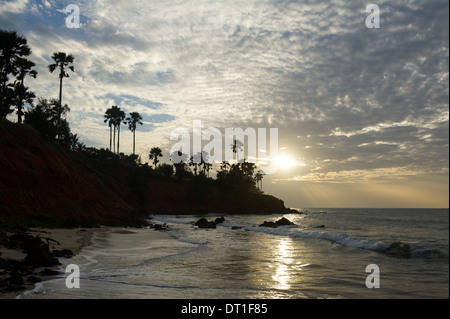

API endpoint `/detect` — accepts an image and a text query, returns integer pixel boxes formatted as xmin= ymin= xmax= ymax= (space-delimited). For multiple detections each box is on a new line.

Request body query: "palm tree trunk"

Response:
xmin=133 ymin=129 xmax=136 ymax=155
xmin=109 ymin=124 xmax=112 ymax=152
xmin=113 ymin=125 xmax=116 ymax=153
xmin=117 ymin=124 xmax=120 ymax=154
xmin=58 ymin=66 xmax=64 ymax=138
xmin=17 ymin=78 xmax=24 ymax=123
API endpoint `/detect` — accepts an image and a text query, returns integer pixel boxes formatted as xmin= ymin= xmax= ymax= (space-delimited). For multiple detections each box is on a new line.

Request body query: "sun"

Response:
xmin=276 ymin=155 xmax=296 ymax=170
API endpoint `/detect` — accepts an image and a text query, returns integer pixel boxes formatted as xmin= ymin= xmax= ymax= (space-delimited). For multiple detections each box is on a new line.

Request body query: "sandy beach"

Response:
xmin=0 ymin=226 xmax=104 ymax=299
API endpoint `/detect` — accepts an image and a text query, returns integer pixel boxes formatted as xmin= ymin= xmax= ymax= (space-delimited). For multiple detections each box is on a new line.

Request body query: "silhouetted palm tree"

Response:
xmin=149 ymin=147 xmax=163 ymax=169
xmin=12 ymin=83 xmax=35 ymax=123
xmin=0 ymin=30 xmax=35 ymax=119
xmin=199 ymin=151 xmax=210 ymax=176
xmin=113 ymin=107 xmax=126 ymax=154
xmin=231 ymin=139 xmax=244 ymax=164
xmin=104 ymin=107 xmax=115 ymax=152
xmin=13 ymin=57 xmax=37 ymax=123
xmin=254 ymin=170 xmax=265 ymax=190
xmin=189 ymin=153 xmax=202 ymax=176
xmin=125 ymin=112 xmax=143 ymax=155
xmin=171 ymin=150 xmax=189 ymax=178
xmin=48 ymin=52 xmax=74 ymax=134
xmin=104 ymin=105 xmax=125 ymax=153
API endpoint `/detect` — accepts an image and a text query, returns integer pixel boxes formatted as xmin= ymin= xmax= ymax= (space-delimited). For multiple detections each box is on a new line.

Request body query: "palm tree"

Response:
xmin=0 ymin=30 xmax=34 ymax=118
xmin=171 ymin=150 xmax=189 ymax=178
xmin=231 ymin=138 xmax=244 ymax=164
xmin=12 ymin=83 xmax=35 ymax=123
xmin=189 ymin=153 xmax=203 ymax=176
xmin=104 ymin=107 xmax=114 ymax=152
xmin=113 ymin=107 xmax=126 ymax=154
xmin=149 ymin=147 xmax=163 ymax=169
xmin=104 ymin=105 xmax=125 ymax=153
xmin=13 ymin=57 xmax=37 ymax=123
xmin=124 ymin=112 xmax=143 ymax=155
xmin=254 ymin=170 xmax=265 ymax=190
xmin=198 ymin=151 xmax=211 ymax=176
xmin=48 ymin=52 xmax=74 ymax=134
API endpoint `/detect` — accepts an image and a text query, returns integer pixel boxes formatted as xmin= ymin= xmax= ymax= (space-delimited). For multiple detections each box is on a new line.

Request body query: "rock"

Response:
xmin=5 ymin=232 xmax=34 ymax=249
xmin=275 ymin=217 xmax=295 ymax=226
xmin=0 ymin=278 xmax=7 ymax=288
xmin=385 ymin=242 xmax=411 ymax=257
xmin=214 ymin=217 xmax=226 ymax=224
xmin=24 ymin=248 xmax=60 ymax=267
xmin=151 ymin=223 xmax=169 ymax=231
xmin=231 ymin=226 xmax=242 ymax=230
xmin=27 ymin=275 xmax=41 ymax=284
xmin=259 ymin=221 xmax=277 ymax=228
xmin=7 ymin=284 xmax=25 ymax=292
xmin=38 ymin=268 xmax=59 ymax=276
xmin=314 ymin=225 xmax=325 ymax=228
xmin=259 ymin=217 xmax=296 ymax=228
xmin=194 ymin=218 xmax=217 ymax=229
xmin=8 ymin=273 xmax=24 ymax=286
xmin=52 ymin=249 xmax=74 ymax=258
xmin=0 ymin=257 xmax=9 ymax=269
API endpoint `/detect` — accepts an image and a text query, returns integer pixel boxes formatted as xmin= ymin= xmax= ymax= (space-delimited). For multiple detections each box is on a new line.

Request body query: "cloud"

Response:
xmin=0 ymin=0 xmax=448 ymax=191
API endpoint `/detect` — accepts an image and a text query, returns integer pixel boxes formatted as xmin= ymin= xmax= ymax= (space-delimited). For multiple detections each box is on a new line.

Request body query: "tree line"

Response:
xmin=1 ymin=29 xmax=265 ymax=192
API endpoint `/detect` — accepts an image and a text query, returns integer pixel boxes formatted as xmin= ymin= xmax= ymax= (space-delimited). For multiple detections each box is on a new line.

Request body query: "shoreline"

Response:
xmin=0 ymin=226 xmax=104 ymax=299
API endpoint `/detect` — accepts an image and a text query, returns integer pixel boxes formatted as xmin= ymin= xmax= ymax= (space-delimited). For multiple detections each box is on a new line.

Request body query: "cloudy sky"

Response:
xmin=1 ymin=0 xmax=448 ymax=208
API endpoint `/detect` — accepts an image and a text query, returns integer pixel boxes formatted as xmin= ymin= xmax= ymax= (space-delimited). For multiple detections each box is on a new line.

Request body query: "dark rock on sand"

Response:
xmin=26 ymin=275 xmax=41 ymax=284
xmin=52 ymin=249 xmax=74 ymax=258
xmin=215 ymin=217 xmax=226 ymax=224
xmin=150 ymin=223 xmax=169 ymax=231
xmin=195 ymin=218 xmax=217 ymax=229
xmin=24 ymin=247 xmax=60 ymax=267
xmin=7 ymin=284 xmax=25 ymax=292
xmin=8 ymin=272 xmax=24 ymax=286
xmin=39 ymin=268 xmax=59 ymax=276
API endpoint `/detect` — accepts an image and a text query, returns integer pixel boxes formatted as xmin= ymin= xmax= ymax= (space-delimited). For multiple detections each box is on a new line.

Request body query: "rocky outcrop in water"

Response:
xmin=259 ymin=217 xmax=296 ymax=228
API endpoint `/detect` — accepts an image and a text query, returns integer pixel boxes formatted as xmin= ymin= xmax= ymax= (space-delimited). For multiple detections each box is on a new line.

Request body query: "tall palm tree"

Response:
xmin=13 ymin=57 xmax=37 ymax=123
xmin=104 ymin=105 xmax=125 ymax=153
xmin=124 ymin=112 xmax=143 ymax=155
xmin=149 ymin=147 xmax=163 ymax=169
xmin=113 ymin=107 xmax=126 ymax=154
xmin=48 ymin=52 xmax=74 ymax=133
xmin=231 ymin=138 xmax=244 ymax=164
xmin=104 ymin=107 xmax=115 ymax=152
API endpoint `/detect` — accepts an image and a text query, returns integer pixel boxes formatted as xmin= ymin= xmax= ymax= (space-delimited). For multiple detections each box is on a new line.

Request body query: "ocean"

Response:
xmin=19 ymin=208 xmax=448 ymax=299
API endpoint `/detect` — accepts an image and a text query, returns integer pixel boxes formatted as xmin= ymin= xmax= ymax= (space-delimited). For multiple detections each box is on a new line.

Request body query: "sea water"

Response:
xmin=19 ymin=209 xmax=448 ymax=299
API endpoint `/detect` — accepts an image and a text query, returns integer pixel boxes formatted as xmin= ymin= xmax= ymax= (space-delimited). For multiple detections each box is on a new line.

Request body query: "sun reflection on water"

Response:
xmin=271 ymin=237 xmax=309 ymax=291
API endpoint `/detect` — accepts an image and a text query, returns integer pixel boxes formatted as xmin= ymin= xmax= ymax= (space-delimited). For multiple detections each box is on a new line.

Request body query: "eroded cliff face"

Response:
xmin=0 ymin=120 xmax=139 ymax=226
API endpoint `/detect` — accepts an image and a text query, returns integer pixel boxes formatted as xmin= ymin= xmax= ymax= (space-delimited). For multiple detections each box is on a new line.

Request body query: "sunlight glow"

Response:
xmin=276 ymin=155 xmax=296 ymax=170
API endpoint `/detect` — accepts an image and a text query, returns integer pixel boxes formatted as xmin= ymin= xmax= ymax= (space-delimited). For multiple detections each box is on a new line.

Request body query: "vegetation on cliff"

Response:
xmin=0 ymin=119 xmax=289 ymax=228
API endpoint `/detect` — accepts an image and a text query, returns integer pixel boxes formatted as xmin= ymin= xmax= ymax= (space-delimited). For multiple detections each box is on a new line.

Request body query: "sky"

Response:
xmin=1 ymin=0 xmax=448 ymax=208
